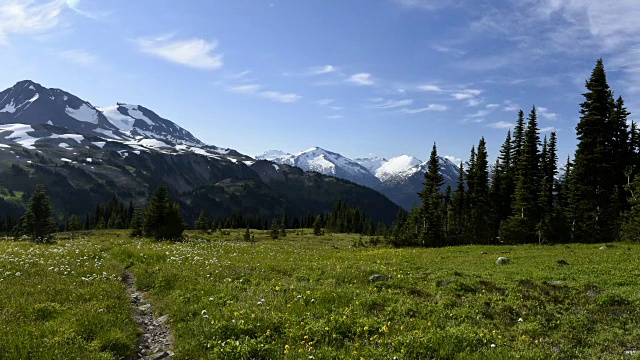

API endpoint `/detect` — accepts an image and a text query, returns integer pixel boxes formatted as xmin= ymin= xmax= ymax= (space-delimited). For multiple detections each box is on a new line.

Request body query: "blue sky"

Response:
xmin=1 ymin=0 xmax=640 ymax=164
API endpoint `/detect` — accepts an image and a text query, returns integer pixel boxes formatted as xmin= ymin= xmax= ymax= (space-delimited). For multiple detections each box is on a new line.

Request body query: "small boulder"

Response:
xmin=155 ymin=314 xmax=169 ymax=325
xmin=548 ymin=280 xmax=565 ymax=286
xmin=496 ymin=257 xmax=510 ymax=265
xmin=369 ymin=274 xmax=389 ymax=282
xmin=138 ymin=304 xmax=151 ymax=311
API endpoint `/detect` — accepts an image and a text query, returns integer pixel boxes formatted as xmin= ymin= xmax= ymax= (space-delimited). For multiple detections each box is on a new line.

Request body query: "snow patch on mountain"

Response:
xmin=98 ymin=105 xmax=136 ymax=131
xmin=354 ymin=157 xmax=387 ymax=174
xmin=65 ymin=104 xmax=99 ymax=124
xmin=50 ymin=134 xmax=85 ymax=142
xmin=375 ymin=155 xmax=422 ymax=181
xmin=0 ymin=124 xmax=38 ymax=149
xmin=256 ymin=150 xmax=294 ymax=162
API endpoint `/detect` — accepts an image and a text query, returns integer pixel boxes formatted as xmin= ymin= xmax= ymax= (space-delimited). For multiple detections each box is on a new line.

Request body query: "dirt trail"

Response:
xmin=123 ymin=270 xmax=174 ymax=360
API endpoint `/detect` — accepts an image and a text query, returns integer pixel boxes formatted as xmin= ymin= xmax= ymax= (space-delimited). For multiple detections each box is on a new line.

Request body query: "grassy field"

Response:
xmin=1 ymin=230 xmax=640 ymax=359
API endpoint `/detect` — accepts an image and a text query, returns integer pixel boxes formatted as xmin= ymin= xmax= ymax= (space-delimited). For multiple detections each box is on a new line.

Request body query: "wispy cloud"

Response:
xmin=312 ymin=65 xmax=336 ymax=75
xmin=540 ymin=126 xmax=558 ymax=133
xmin=537 ymin=106 xmax=559 ymax=120
xmin=317 ymin=99 xmax=335 ymax=106
xmin=327 ymin=115 xmax=343 ymax=119
xmin=486 ymin=103 xmax=499 ymax=109
xmin=260 ymin=91 xmax=300 ymax=103
xmin=371 ymin=98 xmax=413 ymax=109
xmin=135 ymin=34 xmax=223 ymax=70
xmin=228 ymin=84 xmax=301 ymax=103
xmin=444 ymin=155 xmax=463 ymax=164
xmin=468 ymin=109 xmax=490 ymax=118
xmin=0 ymin=0 xmax=66 ymax=44
xmin=348 ymin=73 xmax=374 ymax=86
xmin=452 ymin=89 xmax=482 ymax=100
xmin=59 ymin=49 xmax=106 ymax=69
xmin=401 ymin=104 xmax=448 ymax=114
xmin=65 ymin=0 xmax=110 ymax=19
xmin=488 ymin=121 xmax=514 ymax=129
xmin=503 ymin=101 xmax=520 ymax=112
xmin=417 ymin=84 xmax=443 ymax=92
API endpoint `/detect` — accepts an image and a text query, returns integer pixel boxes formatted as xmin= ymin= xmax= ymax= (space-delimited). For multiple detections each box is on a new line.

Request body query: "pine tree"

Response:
xmin=270 ymin=218 xmax=279 ymax=239
xmin=279 ymin=217 xmax=287 ymax=237
xmin=312 ymin=215 xmax=323 ymax=236
xmin=494 ymin=131 xmax=515 ymax=234
xmin=244 ymin=227 xmax=251 ymax=241
xmin=17 ymin=185 xmax=56 ymax=243
xmin=512 ymin=110 xmax=526 ymax=169
xmin=449 ymin=162 xmax=465 ymax=244
xmin=130 ymin=208 xmax=143 ymax=237
xmin=569 ymin=59 xmax=622 ymax=242
xmin=467 ymin=137 xmax=491 ymax=244
xmin=143 ymin=186 xmax=185 ymax=240
xmin=419 ymin=143 xmax=445 ymax=247
xmin=194 ymin=210 xmax=209 ymax=231
xmin=66 ymin=214 xmax=82 ymax=232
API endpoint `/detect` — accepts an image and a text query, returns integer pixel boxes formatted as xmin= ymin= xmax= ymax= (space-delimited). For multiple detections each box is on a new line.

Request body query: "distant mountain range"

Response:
xmin=0 ymin=80 xmax=400 ymax=223
xmin=257 ymin=148 xmax=462 ymax=209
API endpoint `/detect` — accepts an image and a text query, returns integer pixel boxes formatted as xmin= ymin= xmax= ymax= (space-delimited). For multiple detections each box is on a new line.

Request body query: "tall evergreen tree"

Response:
xmin=468 ymin=138 xmax=491 ymax=244
xmin=17 ymin=185 xmax=56 ymax=242
xmin=512 ymin=110 xmax=526 ymax=169
xmin=143 ymin=186 xmax=185 ymax=240
xmin=419 ymin=143 xmax=445 ymax=246
xmin=569 ymin=59 xmax=621 ymax=242
xmin=449 ymin=162 xmax=466 ymax=244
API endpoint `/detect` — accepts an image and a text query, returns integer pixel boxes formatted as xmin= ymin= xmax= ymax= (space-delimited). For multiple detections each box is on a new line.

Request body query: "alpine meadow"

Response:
xmin=3 ymin=1 xmax=640 ymax=359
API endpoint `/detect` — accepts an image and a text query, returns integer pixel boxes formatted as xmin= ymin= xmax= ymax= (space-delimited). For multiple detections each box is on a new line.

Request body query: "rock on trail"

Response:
xmin=123 ymin=270 xmax=174 ymax=360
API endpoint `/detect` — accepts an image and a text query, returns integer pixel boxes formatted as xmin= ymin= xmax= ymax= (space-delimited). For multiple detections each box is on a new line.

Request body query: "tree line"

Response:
xmin=391 ymin=59 xmax=639 ymax=246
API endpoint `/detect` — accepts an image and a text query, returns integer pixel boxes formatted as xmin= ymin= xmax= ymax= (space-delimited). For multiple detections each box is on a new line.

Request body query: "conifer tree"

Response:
xmin=17 ymin=185 xmax=56 ymax=242
xmin=270 ymin=219 xmax=279 ymax=239
xmin=244 ymin=227 xmax=251 ymax=241
xmin=512 ymin=110 xmax=526 ymax=169
xmin=130 ymin=208 xmax=143 ymax=237
xmin=449 ymin=162 xmax=466 ymax=244
xmin=66 ymin=214 xmax=82 ymax=232
xmin=419 ymin=143 xmax=445 ymax=247
xmin=143 ymin=186 xmax=185 ymax=240
xmin=279 ymin=217 xmax=287 ymax=237
xmin=569 ymin=59 xmax=621 ymax=242
xmin=194 ymin=210 xmax=209 ymax=231
xmin=312 ymin=215 xmax=323 ymax=236
xmin=467 ymin=139 xmax=490 ymax=243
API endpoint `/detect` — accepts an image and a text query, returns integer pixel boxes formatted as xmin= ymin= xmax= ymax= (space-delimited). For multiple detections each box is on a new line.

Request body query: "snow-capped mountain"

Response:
xmin=259 ymin=148 xmax=463 ymax=209
xmin=257 ymin=147 xmax=380 ymax=188
xmin=353 ymin=157 xmax=387 ymax=174
xmin=97 ymin=103 xmax=203 ymax=146
xmin=0 ymin=80 xmax=246 ymax=161
xmin=0 ymin=80 xmax=122 ymax=138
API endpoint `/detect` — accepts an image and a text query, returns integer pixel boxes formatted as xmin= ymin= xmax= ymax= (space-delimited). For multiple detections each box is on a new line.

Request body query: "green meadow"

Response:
xmin=1 ymin=230 xmax=640 ymax=359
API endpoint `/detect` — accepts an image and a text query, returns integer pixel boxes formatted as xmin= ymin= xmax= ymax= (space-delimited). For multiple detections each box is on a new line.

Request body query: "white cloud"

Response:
xmin=135 ymin=34 xmax=223 ymax=70
xmin=469 ymin=109 xmax=490 ymax=118
xmin=260 ymin=91 xmax=302 ymax=103
xmin=65 ymin=0 xmax=110 ymax=19
xmin=540 ymin=126 xmax=558 ymax=133
xmin=0 ymin=0 xmax=66 ymax=44
xmin=329 ymin=106 xmax=344 ymax=110
xmin=327 ymin=115 xmax=343 ymax=119
xmin=401 ymin=104 xmax=448 ymax=114
xmin=537 ymin=106 xmax=559 ymax=120
xmin=229 ymin=84 xmax=301 ymax=103
xmin=59 ymin=49 xmax=104 ymax=68
xmin=312 ymin=65 xmax=336 ymax=75
xmin=503 ymin=101 xmax=520 ymax=112
xmin=371 ymin=99 xmax=413 ymax=109
xmin=317 ymin=99 xmax=335 ymax=106
xmin=452 ymin=89 xmax=482 ymax=100
xmin=418 ymin=84 xmax=443 ymax=92
xmin=486 ymin=103 xmax=500 ymax=109
xmin=229 ymin=84 xmax=261 ymax=94
xmin=488 ymin=121 xmax=514 ymax=129
xmin=444 ymin=155 xmax=463 ymax=165
xmin=348 ymin=73 xmax=374 ymax=86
